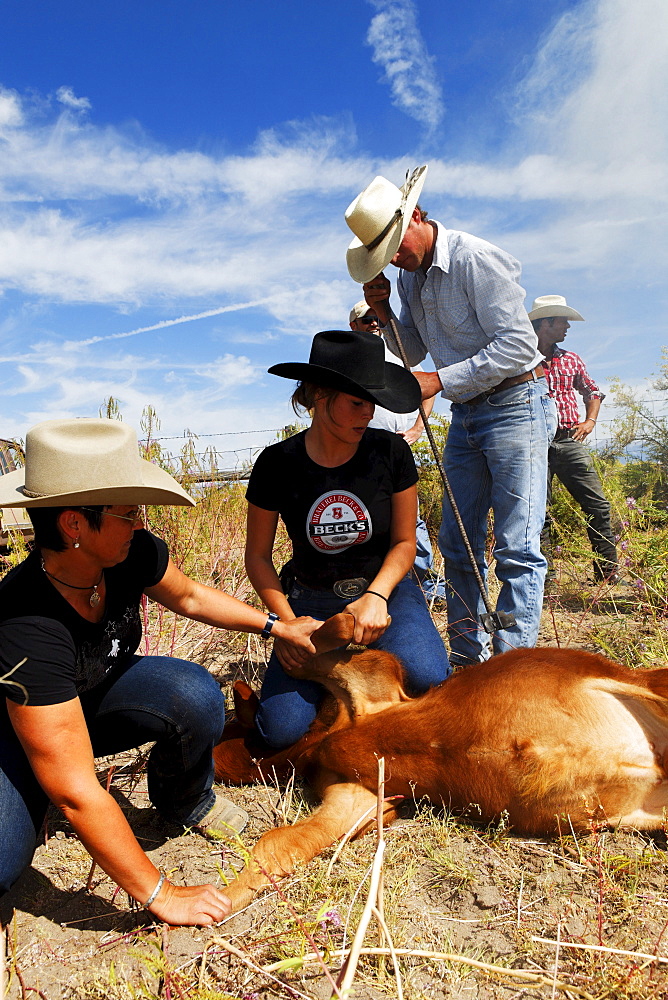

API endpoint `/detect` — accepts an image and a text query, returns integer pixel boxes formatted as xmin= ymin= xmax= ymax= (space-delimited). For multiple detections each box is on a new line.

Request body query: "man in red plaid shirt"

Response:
xmin=529 ymin=295 xmax=619 ymax=584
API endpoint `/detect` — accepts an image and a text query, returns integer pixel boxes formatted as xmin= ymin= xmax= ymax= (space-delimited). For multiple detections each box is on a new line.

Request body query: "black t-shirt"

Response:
xmin=246 ymin=428 xmax=417 ymax=589
xmin=0 ymin=530 xmax=169 ymax=708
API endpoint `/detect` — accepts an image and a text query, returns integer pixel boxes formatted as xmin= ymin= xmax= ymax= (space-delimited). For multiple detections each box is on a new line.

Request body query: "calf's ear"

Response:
xmin=312 ymin=612 xmax=355 ymax=653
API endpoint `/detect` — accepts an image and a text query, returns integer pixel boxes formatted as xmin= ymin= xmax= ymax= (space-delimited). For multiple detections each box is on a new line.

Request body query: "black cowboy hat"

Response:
xmin=268 ymin=330 xmax=421 ymax=413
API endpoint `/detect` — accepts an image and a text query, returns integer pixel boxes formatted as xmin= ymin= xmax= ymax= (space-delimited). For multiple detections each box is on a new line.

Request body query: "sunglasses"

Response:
xmin=358 ymin=315 xmax=379 ymax=325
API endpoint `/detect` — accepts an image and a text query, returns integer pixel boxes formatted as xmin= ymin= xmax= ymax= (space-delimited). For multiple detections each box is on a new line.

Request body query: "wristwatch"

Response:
xmin=261 ymin=612 xmax=280 ymax=639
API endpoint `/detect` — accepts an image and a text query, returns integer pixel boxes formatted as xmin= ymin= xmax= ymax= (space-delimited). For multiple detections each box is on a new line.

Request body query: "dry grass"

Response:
xmin=6 ymin=784 xmax=668 ymax=998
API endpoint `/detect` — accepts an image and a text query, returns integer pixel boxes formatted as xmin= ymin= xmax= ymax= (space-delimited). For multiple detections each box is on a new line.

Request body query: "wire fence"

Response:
xmin=148 ymin=426 xmax=293 ymax=480
xmin=141 ymin=390 xmax=668 ymax=476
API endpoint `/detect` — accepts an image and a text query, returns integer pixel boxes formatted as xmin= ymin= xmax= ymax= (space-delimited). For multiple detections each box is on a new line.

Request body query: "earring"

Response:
xmin=73 ymin=539 xmax=80 ymax=549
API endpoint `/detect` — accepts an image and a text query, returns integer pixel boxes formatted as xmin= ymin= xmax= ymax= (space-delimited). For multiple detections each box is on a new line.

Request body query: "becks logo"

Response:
xmin=306 ymin=492 xmax=372 ymax=553
xmin=310 ymin=520 xmax=369 ymax=536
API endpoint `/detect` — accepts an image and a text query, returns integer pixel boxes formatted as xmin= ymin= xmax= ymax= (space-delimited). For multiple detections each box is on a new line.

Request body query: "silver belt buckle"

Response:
xmin=333 ymin=577 xmax=369 ymax=599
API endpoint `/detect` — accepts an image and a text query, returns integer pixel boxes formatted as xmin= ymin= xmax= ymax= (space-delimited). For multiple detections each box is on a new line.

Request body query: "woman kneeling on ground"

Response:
xmin=245 ymin=330 xmax=451 ymax=749
xmin=0 ymin=418 xmax=319 ymax=926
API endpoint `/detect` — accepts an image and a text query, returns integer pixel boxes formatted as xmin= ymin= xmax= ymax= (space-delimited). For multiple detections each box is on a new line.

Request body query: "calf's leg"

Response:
xmin=224 ymin=778 xmax=397 ymax=912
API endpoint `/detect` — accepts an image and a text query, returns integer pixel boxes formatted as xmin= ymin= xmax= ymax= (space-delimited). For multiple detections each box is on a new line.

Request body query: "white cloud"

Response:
xmin=512 ymin=5 xmax=596 ymax=127
xmin=1 ymin=0 xmax=664 ymax=318
xmin=0 ymin=335 xmax=264 ymax=441
xmin=0 ymin=88 xmax=23 ymax=131
xmin=366 ymin=0 xmax=444 ymax=132
xmin=0 ymin=0 xmax=665 ymax=438
xmin=55 ymin=86 xmax=91 ymax=112
xmin=564 ymin=0 xmax=667 ymax=170
xmin=0 ymin=105 xmax=369 ymax=306
xmin=498 ymin=0 xmax=668 ymax=280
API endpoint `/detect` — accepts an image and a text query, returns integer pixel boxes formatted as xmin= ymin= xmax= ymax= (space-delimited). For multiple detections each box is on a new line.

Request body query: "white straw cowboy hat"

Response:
xmin=0 ymin=418 xmax=195 ymax=508
xmin=528 ymin=295 xmax=584 ymax=322
xmin=345 ymin=165 xmax=428 ymax=284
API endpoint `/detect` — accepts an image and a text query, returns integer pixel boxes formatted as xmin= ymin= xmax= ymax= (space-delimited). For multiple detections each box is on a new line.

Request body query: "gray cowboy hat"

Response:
xmin=268 ymin=330 xmax=421 ymax=413
xmin=0 ymin=418 xmax=195 ymax=508
xmin=345 ymin=165 xmax=428 ymax=283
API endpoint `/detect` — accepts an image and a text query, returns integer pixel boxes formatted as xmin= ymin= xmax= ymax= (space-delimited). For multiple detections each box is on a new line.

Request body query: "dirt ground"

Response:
xmin=3 ymin=595 xmax=668 ymax=999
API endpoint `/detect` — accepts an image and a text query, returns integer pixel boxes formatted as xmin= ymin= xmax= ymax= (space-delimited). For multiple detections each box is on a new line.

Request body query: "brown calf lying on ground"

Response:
xmin=214 ymin=613 xmax=668 ymax=911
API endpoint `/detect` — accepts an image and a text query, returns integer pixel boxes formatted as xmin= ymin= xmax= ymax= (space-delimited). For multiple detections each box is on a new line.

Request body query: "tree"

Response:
xmin=602 ymin=349 xmax=668 ymax=491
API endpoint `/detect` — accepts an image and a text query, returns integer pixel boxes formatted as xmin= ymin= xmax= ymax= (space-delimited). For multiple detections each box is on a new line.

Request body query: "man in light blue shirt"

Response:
xmin=346 ymin=168 xmax=557 ymax=665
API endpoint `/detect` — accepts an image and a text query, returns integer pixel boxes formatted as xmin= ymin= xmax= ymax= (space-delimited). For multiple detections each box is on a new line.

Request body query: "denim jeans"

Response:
xmin=256 ymin=574 xmax=451 ymax=748
xmin=543 ymin=436 xmax=618 ymax=578
xmin=0 ymin=655 xmax=225 ymax=894
xmin=439 ymin=378 xmax=557 ymax=665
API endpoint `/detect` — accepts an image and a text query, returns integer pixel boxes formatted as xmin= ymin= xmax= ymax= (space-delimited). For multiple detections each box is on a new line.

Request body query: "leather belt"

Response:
xmin=464 ymin=365 xmax=544 ymax=407
xmin=553 ymin=427 xmax=574 ymax=442
xmin=294 ymin=576 xmax=370 ymax=599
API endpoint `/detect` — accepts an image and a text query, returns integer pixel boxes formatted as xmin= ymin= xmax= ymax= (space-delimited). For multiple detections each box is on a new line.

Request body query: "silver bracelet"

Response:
xmin=142 ymin=872 xmax=166 ymax=910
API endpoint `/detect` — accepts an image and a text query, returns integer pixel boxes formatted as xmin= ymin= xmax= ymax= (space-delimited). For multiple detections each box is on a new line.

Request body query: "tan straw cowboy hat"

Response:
xmin=345 ymin=165 xmax=428 ymax=283
xmin=528 ymin=295 xmax=584 ymax=322
xmin=0 ymin=418 xmax=195 ymax=508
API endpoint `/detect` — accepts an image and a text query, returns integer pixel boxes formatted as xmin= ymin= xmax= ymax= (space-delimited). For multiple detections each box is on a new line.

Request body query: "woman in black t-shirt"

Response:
xmin=0 ymin=418 xmax=319 ymax=925
xmin=246 ymin=331 xmax=451 ymax=748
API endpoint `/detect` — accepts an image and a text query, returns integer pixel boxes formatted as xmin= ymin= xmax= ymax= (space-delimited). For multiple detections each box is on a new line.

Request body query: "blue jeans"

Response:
xmin=0 ymin=655 xmax=226 ymax=894
xmin=439 ymin=378 xmax=557 ymax=665
xmin=256 ymin=574 xmax=451 ymax=748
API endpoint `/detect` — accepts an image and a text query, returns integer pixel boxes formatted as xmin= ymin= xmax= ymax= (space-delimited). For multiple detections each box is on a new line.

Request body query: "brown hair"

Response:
xmin=415 ymin=203 xmax=429 ymax=222
xmin=531 ymin=317 xmax=557 ymax=332
xmin=290 ymin=382 xmax=340 ymax=416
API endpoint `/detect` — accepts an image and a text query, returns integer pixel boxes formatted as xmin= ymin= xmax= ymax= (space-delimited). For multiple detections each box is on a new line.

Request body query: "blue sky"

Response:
xmin=0 ymin=0 xmax=666 ymax=467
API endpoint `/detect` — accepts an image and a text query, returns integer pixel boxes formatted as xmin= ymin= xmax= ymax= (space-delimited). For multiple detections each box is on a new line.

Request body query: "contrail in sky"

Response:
xmin=73 ymin=299 xmax=269 ymax=347
xmin=366 ymin=0 xmax=444 ymax=132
